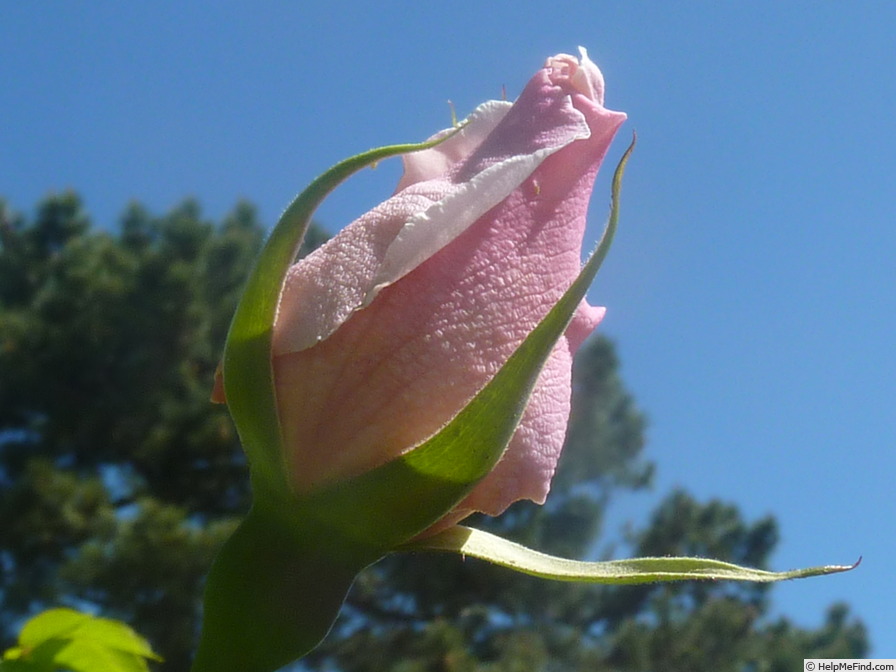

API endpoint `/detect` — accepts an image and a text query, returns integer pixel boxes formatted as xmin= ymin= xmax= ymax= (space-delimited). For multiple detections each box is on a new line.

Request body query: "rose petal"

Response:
xmin=272 ymin=49 xmax=625 ymax=518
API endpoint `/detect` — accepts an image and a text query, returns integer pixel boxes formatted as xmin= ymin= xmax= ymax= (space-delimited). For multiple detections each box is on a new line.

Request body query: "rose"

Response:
xmin=198 ymin=51 xmax=851 ymax=672
xmin=269 ymin=48 xmax=625 ymax=525
xmin=214 ymin=47 xmax=625 ymax=526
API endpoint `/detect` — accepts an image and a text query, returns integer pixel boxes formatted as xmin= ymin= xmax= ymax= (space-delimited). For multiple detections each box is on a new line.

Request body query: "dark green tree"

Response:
xmin=0 ymin=193 xmax=866 ymax=672
xmin=0 ymin=193 xmax=326 ymax=670
xmin=301 ymin=346 xmax=866 ymax=672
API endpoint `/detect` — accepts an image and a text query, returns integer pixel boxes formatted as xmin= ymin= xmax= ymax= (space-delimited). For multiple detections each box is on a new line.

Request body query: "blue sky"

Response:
xmin=3 ymin=1 xmax=894 ymax=656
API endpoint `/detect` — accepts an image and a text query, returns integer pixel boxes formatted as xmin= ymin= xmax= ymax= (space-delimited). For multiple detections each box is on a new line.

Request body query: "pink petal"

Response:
xmin=272 ymin=49 xmax=625 ymax=521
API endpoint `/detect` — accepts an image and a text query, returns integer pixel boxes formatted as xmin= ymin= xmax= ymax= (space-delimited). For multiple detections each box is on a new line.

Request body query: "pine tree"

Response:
xmin=0 ymin=194 xmax=867 ymax=671
xmin=301 ymin=337 xmax=867 ymax=671
xmin=0 ymin=193 xmax=329 ymax=670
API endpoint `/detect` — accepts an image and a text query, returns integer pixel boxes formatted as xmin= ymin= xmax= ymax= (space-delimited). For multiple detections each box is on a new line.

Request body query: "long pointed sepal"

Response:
xmin=403 ymin=525 xmax=860 ymax=584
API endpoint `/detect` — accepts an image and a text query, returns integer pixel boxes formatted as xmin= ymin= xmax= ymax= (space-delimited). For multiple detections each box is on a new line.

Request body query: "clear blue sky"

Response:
xmin=3 ymin=1 xmax=894 ymax=656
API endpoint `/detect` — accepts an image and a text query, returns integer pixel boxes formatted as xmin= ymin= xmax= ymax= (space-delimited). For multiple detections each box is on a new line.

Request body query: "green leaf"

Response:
xmin=7 ymin=608 xmax=160 ymax=672
xmin=0 ymin=660 xmax=43 ymax=672
xmin=403 ymin=525 xmax=860 ymax=583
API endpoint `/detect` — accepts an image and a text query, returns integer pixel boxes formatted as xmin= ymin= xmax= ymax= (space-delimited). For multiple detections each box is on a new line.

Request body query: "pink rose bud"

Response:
xmin=262 ymin=48 xmax=625 ymax=522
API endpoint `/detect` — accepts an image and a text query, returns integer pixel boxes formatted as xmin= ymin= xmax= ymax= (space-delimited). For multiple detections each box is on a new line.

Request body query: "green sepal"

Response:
xmin=294 ymin=135 xmax=637 ymax=549
xmin=221 ymin=132 xmax=466 ymax=500
xmin=401 ymin=525 xmax=860 ymax=583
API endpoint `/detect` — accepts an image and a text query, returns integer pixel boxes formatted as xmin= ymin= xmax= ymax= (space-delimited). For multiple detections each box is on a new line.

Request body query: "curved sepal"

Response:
xmin=295 ymin=136 xmax=636 ymax=547
xmin=402 ymin=525 xmax=860 ymax=583
xmin=221 ymin=133 xmax=466 ymax=499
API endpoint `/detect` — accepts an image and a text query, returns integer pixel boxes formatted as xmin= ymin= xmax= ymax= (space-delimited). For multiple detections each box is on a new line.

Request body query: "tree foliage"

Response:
xmin=0 ymin=193 xmax=866 ymax=671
